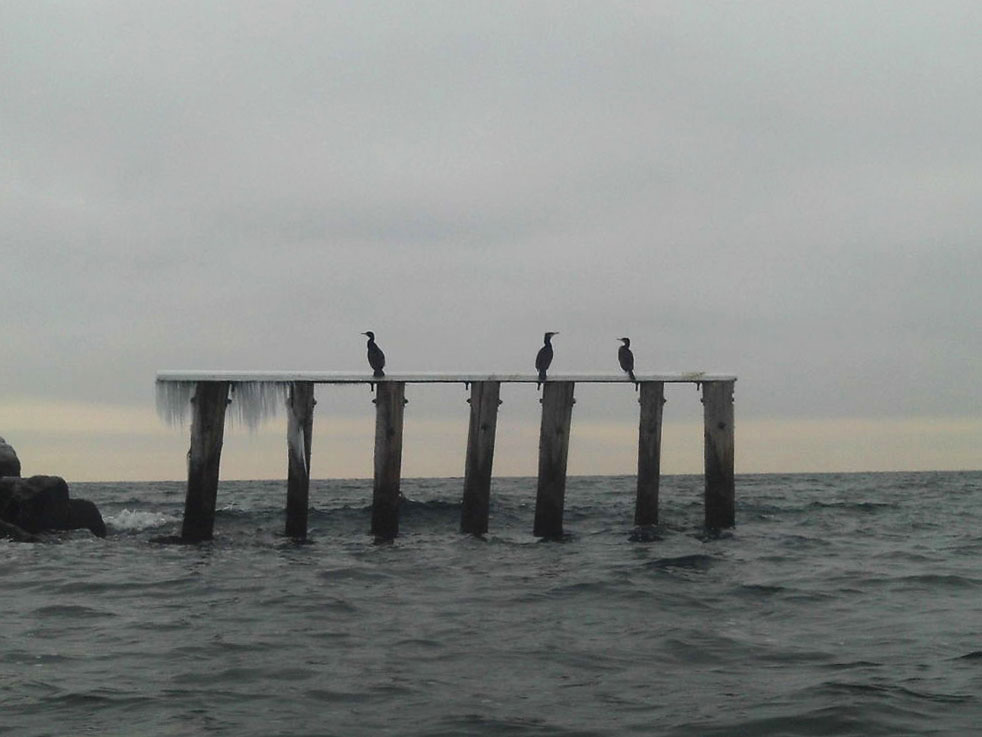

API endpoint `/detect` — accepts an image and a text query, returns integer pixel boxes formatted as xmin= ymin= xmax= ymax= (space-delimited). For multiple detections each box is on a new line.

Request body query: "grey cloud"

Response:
xmin=3 ymin=1 xmax=981 ymax=464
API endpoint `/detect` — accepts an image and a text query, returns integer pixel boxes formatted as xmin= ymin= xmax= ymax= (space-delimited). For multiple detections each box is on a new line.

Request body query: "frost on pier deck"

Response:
xmin=155 ymin=371 xmax=736 ymax=542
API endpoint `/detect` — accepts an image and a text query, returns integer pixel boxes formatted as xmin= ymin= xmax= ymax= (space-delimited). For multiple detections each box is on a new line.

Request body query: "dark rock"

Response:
xmin=68 ymin=498 xmax=107 ymax=538
xmin=0 ymin=475 xmax=70 ymax=532
xmin=0 ymin=436 xmax=20 ymax=477
xmin=0 ymin=475 xmax=105 ymax=537
xmin=0 ymin=518 xmax=39 ymax=542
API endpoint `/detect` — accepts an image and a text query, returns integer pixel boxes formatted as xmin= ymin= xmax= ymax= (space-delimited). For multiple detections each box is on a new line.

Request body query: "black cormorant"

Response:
xmin=362 ymin=331 xmax=385 ymax=378
xmin=618 ymin=337 xmax=637 ymax=387
xmin=535 ymin=332 xmax=558 ymax=388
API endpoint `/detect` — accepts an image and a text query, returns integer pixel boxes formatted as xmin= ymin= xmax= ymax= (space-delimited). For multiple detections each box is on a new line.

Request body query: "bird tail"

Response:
xmin=628 ymin=369 xmax=636 ymax=382
xmin=374 ymin=369 xmax=385 ymax=378
xmin=538 ymin=368 xmax=546 ymax=388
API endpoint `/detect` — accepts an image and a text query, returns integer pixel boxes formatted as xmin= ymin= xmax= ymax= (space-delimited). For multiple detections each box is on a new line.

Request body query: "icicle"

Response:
xmin=155 ymin=380 xmax=196 ymax=427
xmin=228 ymin=381 xmax=288 ymax=430
xmin=156 ymin=379 xmax=287 ymax=430
xmin=287 ymin=410 xmax=308 ymax=475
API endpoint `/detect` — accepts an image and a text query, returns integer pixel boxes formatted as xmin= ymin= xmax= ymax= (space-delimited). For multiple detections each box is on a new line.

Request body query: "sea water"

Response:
xmin=2 ymin=472 xmax=981 ymax=736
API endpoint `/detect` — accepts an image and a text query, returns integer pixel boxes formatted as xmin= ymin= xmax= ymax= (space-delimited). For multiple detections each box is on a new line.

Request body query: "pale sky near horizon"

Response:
xmin=3 ymin=1 xmax=981 ymax=482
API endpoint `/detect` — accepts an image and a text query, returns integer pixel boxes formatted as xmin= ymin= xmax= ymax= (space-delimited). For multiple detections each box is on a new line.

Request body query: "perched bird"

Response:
xmin=535 ymin=332 xmax=558 ymax=388
xmin=618 ymin=337 xmax=637 ymax=387
xmin=362 ymin=331 xmax=385 ymax=378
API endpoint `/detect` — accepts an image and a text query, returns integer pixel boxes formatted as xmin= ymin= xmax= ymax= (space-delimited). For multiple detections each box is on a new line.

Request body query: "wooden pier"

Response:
xmin=155 ymin=372 xmax=736 ymax=542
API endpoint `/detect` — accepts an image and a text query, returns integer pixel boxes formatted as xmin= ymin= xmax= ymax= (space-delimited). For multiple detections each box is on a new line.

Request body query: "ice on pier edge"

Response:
xmin=155 ymin=380 xmax=288 ymax=430
xmin=154 ymin=371 xmax=728 ymax=430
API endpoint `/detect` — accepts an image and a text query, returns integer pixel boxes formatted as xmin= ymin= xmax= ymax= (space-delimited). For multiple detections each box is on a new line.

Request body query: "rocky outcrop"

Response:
xmin=1 ymin=518 xmax=39 ymax=542
xmin=68 ymin=498 xmax=107 ymax=538
xmin=0 ymin=475 xmax=107 ymax=539
xmin=0 ymin=475 xmax=70 ymax=531
xmin=0 ymin=436 xmax=20 ymax=477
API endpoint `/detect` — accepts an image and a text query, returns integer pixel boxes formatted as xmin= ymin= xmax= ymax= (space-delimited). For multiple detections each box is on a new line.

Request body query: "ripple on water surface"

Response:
xmin=3 ymin=472 xmax=982 ymax=737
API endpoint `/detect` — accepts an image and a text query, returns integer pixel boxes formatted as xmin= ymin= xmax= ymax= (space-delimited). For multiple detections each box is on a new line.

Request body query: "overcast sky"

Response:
xmin=3 ymin=1 xmax=980 ymax=481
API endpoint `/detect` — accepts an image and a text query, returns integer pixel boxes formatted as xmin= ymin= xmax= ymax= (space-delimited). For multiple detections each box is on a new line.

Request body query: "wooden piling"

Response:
xmin=371 ymin=382 xmax=406 ymax=540
xmin=181 ymin=381 xmax=230 ymax=542
xmin=285 ymin=381 xmax=315 ymax=539
xmin=703 ymin=380 xmax=735 ymax=529
xmin=635 ymin=381 xmax=665 ymax=527
xmin=158 ymin=371 xmax=738 ymax=540
xmin=461 ymin=381 xmax=501 ymax=535
xmin=534 ymin=381 xmax=575 ymax=538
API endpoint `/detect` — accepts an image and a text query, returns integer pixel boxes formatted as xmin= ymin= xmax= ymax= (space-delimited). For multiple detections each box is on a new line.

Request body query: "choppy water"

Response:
xmin=3 ymin=472 xmax=981 ymax=736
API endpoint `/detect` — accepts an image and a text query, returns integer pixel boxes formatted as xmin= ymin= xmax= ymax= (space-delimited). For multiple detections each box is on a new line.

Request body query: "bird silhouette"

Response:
xmin=618 ymin=337 xmax=637 ymax=388
xmin=362 ymin=331 xmax=385 ymax=378
xmin=535 ymin=332 xmax=558 ymax=388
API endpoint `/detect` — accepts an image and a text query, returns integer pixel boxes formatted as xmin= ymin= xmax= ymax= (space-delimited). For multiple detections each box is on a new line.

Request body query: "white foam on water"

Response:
xmin=106 ymin=509 xmax=177 ymax=532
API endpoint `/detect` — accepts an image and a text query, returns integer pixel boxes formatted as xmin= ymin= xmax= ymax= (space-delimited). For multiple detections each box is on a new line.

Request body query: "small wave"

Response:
xmin=807 ymin=500 xmax=894 ymax=512
xmin=648 ymin=554 xmax=715 ymax=571
xmin=304 ymin=687 xmax=373 ymax=704
xmin=818 ymin=659 xmax=884 ymax=670
xmin=735 ymin=583 xmax=786 ymax=596
xmin=426 ymin=714 xmax=592 ymax=737
xmin=546 ymin=580 xmax=623 ymax=599
xmin=895 ymin=573 xmax=980 ymax=589
xmin=402 ymin=499 xmax=459 ymax=512
xmin=818 ymin=680 xmax=973 ymax=704
xmin=628 ymin=527 xmax=662 ymax=542
xmin=106 ymin=509 xmax=178 ymax=533
xmin=318 ymin=566 xmax=394 ymax=584
xmin=33 ymin=604 xmax=110 ymax=619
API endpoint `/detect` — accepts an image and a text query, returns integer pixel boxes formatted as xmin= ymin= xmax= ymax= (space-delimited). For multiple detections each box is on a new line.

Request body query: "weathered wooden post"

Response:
xmin=181 ymin=381 xmax=230 ymax=542
xmin=703 ymin=380 xmax=735 ymax=529
xmin=371 ymin=382 xmax=406 ymax=540
xmin=635 ymin=381 xmax=665 ymax=527
xmin=461 ymin=381 xmax=501 ymax=535
xmin=534 ymin=381 xmax=575 ymax=538
xmin=285 ymin=381 xmax=315 ymax=539
xmin=155 ymin=370 xmax=738 ymax=540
